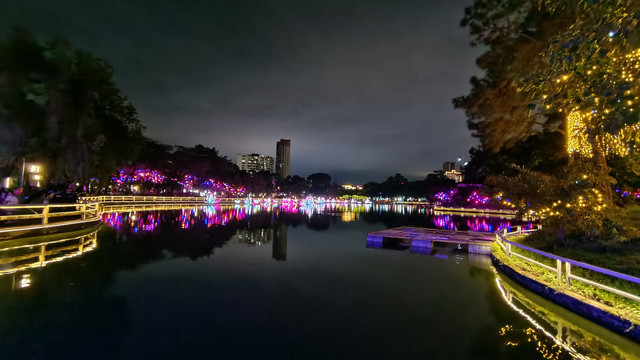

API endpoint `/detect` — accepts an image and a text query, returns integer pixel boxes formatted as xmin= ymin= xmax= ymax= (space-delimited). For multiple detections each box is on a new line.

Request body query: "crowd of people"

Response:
xmin=0 ymin=186 xmax=74 ymax=205
xmin=0 ymin=188 xmax=20 ymax=205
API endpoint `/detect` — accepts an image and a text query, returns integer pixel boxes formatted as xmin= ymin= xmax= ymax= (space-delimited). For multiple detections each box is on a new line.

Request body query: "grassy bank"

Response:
xmin=492 ymin=239 xmax=640 ymax=326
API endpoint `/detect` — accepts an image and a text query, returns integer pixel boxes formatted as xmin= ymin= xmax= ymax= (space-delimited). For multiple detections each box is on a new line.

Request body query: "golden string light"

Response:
xmin=563 ymin=48 xmax=640 ymax=157
xmin=566 ymin=111 xmax=637 ymax=157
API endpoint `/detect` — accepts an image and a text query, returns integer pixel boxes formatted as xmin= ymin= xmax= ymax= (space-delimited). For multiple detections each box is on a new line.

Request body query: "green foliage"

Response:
xmin=456 ymin=0 xmax=640 ymax=242
xmin=0 ymin=28 xmax=144 ymax=184
xmin=464 ymin=129 xmax=568 ymax=185
xmin=123 ymin=142 xmax=256 ymax=195
xmin=359 ymin=173 xmax=457 ymax=200
xmin=454 ymin=0 xmax=563 ymax=151
xmin=486 ymin=156 xmax=620 ymax=237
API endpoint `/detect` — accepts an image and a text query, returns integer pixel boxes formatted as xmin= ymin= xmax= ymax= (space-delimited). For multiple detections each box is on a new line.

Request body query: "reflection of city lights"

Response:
xmin=431 ymin=216 xmax=530 ymax=233
xmin=102 ymin=204 xmax=531 ymax=237
xmin=434 ymin=215 xmax=457 ymax=230
xmin=342 ymin=212 xmax=356 ymax=222
xmin=495 ymin=275 xmax=590 ymax=360
xmin=102 ymin=203 xmax=377 ymax=233
xmin=18 ymin=274 xmax=31 ymax=288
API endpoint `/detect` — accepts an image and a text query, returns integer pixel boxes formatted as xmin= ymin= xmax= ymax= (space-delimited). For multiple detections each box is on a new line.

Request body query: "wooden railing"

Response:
xmin=434 ymin=206 xmax=519 ymax=216
xmin=101 ymin=203 xmax=208 ymax=213
xmin=495 ymin=226 xmax=640 ymax=302
xmin=0 ymin=203 xmax=101 ymax=227
xmin=81 ymin=195 xmax=206 ymax=203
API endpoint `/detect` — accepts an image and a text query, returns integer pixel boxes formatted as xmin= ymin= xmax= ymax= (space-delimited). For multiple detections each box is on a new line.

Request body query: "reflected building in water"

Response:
xmin=236 ymin=228 xmax=272 ymax=245
xmin=272 ymin=223 xmax=287 ymax=261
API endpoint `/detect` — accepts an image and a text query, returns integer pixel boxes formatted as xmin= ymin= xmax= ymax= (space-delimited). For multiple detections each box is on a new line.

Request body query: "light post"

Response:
xmin=19 ymin=158 xmax=25 ymax=188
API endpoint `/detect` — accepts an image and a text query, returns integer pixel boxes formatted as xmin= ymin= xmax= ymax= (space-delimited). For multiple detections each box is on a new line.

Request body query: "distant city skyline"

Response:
xmin=1 ymin=0 xmax=483 ymax=183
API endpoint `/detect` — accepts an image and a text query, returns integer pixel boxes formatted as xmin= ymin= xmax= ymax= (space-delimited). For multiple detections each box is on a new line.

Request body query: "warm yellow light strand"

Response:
xmin=565 ymin=48 xmax=640 ymax=157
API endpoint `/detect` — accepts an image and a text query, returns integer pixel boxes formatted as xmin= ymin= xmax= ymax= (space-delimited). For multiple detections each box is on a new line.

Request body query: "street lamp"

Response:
xmin=19 ymin=158 xmax=25 ymax=188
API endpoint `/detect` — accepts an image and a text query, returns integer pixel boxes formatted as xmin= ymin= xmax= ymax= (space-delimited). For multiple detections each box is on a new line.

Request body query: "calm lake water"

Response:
xmin=0 ymin=204 xmax=638 ymax=359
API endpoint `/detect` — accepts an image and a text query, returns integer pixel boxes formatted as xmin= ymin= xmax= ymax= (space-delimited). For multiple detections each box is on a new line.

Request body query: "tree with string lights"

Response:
xmin=456 ymin=0 xmax=640 ymax=218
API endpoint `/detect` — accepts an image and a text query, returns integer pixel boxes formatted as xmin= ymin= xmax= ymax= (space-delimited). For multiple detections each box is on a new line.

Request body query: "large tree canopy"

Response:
xmin=455 ymin=0 xmax=640 ymax=208
xmin=0 ymin=29 xmax=144 ymax=184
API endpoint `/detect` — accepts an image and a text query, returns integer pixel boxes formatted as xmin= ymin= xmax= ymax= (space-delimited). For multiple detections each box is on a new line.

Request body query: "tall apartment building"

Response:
xmin=443 ymin=161 xmax=460 ymax=172
xmin=276 ymin=139 xmax=291 ymax=178
xmin=236 ymin=153 xmax=275 ymax=172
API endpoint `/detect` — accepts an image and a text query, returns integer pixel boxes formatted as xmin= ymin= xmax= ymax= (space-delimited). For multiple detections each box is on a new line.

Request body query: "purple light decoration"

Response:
xmin=111 ymin=167 xmax=247 ymax=196
xmin=466 ymin=191 xmax=489 ymax=205
xmin=434 ymin=190 xmax=456 ymax=203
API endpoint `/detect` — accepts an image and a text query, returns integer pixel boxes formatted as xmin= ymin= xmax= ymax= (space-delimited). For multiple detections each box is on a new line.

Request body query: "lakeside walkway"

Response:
xmin=0 ymin=203 xmax=101 ymax=240
xmin=494 ymin=227 xmax=640 ymax=343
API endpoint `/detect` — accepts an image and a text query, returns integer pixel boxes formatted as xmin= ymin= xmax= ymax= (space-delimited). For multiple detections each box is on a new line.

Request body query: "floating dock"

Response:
xmin=366 ymin=227 xmax=493 ymax=254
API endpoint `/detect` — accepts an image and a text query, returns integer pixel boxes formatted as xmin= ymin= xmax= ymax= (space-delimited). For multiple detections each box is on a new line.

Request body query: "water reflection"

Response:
xmin=495 ymin=274 xmax=640 ymax=360
xmin=101 ymin=204 xmax=531 ymax=235
xmin=99 ymin=204 xmax=529 ymax=265
xmin=0 ymin=229 xmax=98 ymax=280
xmin=0 ymin=205 xmax=634 ymax=360
xmin=432 ymin=214 xmax=528 ymax=232
xmin=272 ymin=223 xmax=287 ymax=261
xmin=236 ymin=228 xmax=272 ymax=245
xmin=102 ymin=206 xmax=250 ymax=233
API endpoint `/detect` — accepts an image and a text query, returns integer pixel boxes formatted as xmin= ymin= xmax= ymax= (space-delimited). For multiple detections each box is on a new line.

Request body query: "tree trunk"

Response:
xmin=592 ymin=143 xmax=614 ymax=206
xmin=556 ymin=222 xmax=566 ymax=246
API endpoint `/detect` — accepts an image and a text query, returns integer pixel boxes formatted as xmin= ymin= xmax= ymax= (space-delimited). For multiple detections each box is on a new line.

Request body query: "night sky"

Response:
xmin=2 ymin=0 xmax=483 ymax=184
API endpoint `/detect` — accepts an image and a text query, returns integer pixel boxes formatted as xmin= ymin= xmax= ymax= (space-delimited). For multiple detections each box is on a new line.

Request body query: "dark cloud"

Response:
xmin=1 ymin=0 xmax=483 ymax=183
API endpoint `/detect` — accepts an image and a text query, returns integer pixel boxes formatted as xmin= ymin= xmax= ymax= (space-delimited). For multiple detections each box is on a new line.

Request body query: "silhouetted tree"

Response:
xmin=307 ymin=172 xmax=333 ymax=196
xmin=0 ymin=29 xmax=144 ymax=184
xmin=279 ymin=175 xmax=309 ymax=197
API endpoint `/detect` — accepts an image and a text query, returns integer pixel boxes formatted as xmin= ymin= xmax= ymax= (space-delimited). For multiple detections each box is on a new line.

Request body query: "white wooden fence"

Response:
xmin=496 ymin=226 xmax=640 ymax=302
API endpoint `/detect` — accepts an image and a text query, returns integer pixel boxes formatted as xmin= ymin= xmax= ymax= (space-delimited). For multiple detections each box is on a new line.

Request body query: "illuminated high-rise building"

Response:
xmin=276 ymin=139 xmax=290 ymax=178
xmin=443 ymin=161 xmax=459 ymax=172
xmin=236 ymin=153 xmax=274 ymax=172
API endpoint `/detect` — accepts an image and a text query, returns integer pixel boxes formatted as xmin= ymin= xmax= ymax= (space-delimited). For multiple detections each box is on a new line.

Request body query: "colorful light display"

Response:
xmin=616 ymin=188 xmax=640 ymax=199
xmin=102 ymin=206 xmax=252 ymax=232
xmin=466 ymin=191 xmax=490 ymax=205
xmin=111 ymin=168 xmax=247 ymax=196
xmin=102 ymin=203 xmax=525 ymax=235
xmin=432 ymin=215 xmax=524 ymax=232
xmin=112 ymin=169 xmax=167 ymax=185
xmin=434 ymin=190 xmax=456 ymax=203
